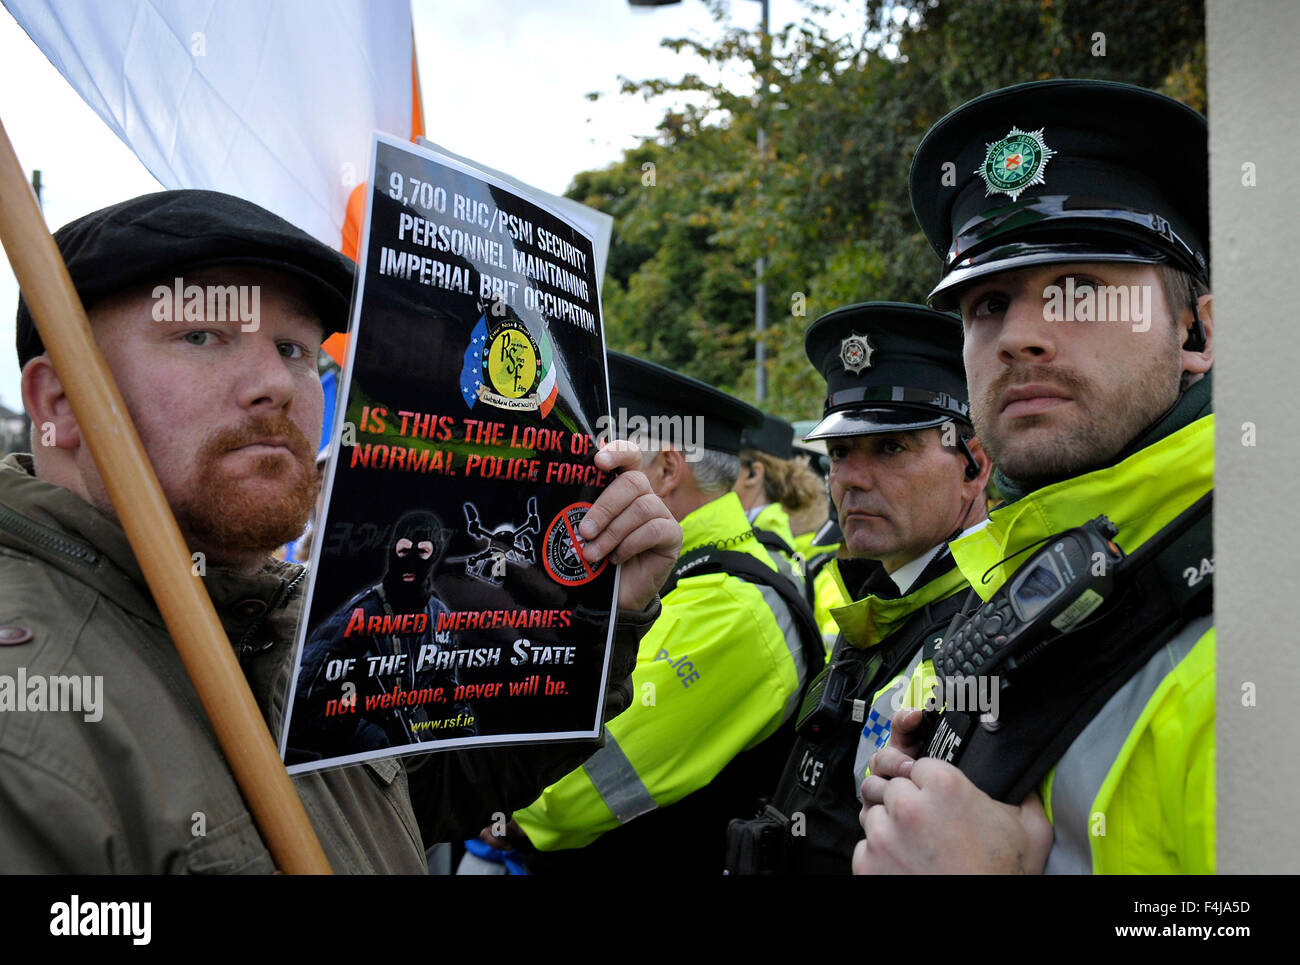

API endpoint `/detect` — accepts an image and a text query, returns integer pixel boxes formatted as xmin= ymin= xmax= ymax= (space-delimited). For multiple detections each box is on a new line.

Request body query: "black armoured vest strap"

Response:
xmin=753 ymin=528 xmax=797 ymax=560
xmin=925 ymin=494 xmax=1214 ymax=805
xmin=661 ymin=546 xmax=825 ymax=677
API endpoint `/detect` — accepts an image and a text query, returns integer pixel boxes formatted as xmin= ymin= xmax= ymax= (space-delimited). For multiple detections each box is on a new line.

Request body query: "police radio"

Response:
xmin=933 ymin=515 xmax=1125 ymax=686
xmin=917 ymin=515 xmax=1126 ymax=765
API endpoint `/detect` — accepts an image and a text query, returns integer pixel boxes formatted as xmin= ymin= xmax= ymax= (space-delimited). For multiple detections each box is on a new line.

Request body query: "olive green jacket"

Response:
xmin=0 ymin=454 xmax=654 ymax=873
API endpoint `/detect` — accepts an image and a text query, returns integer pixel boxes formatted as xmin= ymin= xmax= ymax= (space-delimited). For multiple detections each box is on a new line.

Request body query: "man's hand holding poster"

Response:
xmin=282 ymin=135 xmax=622 ymax=773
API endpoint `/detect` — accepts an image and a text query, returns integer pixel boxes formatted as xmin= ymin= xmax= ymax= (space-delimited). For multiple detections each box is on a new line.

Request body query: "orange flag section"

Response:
xmin=323 ymin=41 xmax=425 ymax=368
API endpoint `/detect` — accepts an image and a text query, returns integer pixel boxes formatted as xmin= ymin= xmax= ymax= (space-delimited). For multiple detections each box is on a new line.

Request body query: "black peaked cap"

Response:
xmin=741 ymin=414 xmax=795 ymax=460
xmin=909 ymin=79 xmax=1208 ymax=309
xmin=803 ymin=301 xmax=968 ymax=440
xmin=607 ymin=351 xmax=762 ymax=456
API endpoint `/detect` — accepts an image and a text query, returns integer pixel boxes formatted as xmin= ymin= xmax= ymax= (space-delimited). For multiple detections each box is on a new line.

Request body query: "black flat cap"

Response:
xmin=741 ymin=414 xmax=795 ymax=460
xmin=16 ymin=189 xmax=355 ymax=368
xmin=803 ymin=301 xmax=968 ymax=440
xmin=910 ymin=79 xmax=1208 ymax=310
xmin=606 ymin=351 xmax=762 ymax=456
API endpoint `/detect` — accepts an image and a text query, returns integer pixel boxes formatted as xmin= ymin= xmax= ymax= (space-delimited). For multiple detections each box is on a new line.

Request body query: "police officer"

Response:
xmin=508 ymin=352 xmax=822 ymax=874
xmin=857 ymin=79 xmax=1214 ymax=874
xmin=726 ymin=302 xmax=992 ymax=874
xmin=787 ymin=431 xmax=836 ymax=560
xmin=793 ymin=461 xmax=847 ymax=654
xmin=734 ymin=414 xmax=821 ymax=597
xmin=804 ymin=514 xmax=846 ymax=654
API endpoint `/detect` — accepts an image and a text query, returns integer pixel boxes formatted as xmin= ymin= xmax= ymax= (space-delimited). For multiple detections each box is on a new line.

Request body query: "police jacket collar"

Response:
xmin=751 ymin=502 xmax=797 ymax=549
xmin=953 ymin=414 xmax=1214 ymax=603
xmin=830 ymin=552 xmax=968 ymax=651
xmin=678 ymin=492 xmax=763 ymax=557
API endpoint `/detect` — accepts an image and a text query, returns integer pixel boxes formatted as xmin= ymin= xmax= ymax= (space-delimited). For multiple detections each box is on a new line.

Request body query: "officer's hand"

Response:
xmin=861 ymin=708 xmax=925 ymax=806
xmin=581 ymin=440 xmax=681 ymax=612
xmin=851 ymin=759 xmax=1054 ymax=874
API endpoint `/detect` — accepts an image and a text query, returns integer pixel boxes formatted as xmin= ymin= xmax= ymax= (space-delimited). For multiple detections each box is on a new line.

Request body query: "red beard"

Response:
xmin=173 ymin=413 xmax=317 ymax=556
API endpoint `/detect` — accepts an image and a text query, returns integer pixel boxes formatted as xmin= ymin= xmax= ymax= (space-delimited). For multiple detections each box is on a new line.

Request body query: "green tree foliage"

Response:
xmin=573 ymin=0 xmax=1205 ymax=420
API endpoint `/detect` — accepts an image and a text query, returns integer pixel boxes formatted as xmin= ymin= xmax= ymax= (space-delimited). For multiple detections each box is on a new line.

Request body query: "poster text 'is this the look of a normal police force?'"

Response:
xmin=281 ymin=134 xmax=620 ymax=775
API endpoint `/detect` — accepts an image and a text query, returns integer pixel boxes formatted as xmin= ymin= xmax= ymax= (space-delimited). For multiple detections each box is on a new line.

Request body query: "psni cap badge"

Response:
xmin=839 ymin=333 xmax=874 ymax=375
xmin=804 ymin=302 xmax=968 ymax=442
xmin=977 ymin=126 xmax=1055 ymax=202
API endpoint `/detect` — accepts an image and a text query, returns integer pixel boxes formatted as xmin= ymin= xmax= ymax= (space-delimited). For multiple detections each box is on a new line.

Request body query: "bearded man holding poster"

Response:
xmin=0 ymin=188 xmax=680 ymax=873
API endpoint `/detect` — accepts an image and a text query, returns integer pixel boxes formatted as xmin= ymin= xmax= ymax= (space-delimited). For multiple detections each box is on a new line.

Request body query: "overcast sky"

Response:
xmin=0 ymin=0 xmax=860 ymax=413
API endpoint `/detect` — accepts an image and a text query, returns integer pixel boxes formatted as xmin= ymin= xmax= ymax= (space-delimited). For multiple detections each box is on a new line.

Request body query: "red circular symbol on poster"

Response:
xmin=544 ymin=502 xmax=608 ymax=587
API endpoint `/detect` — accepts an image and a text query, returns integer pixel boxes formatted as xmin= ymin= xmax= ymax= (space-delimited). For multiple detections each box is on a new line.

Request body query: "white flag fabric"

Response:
xmin=3 ymin=0 xmax=414 ymax=246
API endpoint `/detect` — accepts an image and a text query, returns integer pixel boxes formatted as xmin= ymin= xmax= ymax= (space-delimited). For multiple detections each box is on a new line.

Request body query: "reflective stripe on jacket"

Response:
xmin=514 ymin=492 xmax=808 ymax=852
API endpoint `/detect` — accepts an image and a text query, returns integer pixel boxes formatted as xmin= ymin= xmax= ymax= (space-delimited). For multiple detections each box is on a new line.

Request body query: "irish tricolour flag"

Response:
xmin=537 ymin=325 xmax=558 ymax=418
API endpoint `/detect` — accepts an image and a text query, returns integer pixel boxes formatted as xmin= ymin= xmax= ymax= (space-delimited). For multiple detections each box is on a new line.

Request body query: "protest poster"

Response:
xmin=281 ymin=133 xmax=619 ymax=774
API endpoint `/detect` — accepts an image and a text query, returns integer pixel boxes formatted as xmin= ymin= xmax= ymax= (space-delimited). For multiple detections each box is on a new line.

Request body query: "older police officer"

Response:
xmin=726 ymin=302 xmax=992 ymax=874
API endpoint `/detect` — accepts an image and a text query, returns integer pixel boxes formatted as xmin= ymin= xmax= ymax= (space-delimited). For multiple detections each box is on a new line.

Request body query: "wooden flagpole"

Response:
xmin=0 ymin=116 xmax=332 ymax=874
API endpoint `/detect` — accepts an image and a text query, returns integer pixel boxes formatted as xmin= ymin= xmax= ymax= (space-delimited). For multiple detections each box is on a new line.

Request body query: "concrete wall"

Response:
xmin=1208 ymin=0 xmax=1300 ymax=873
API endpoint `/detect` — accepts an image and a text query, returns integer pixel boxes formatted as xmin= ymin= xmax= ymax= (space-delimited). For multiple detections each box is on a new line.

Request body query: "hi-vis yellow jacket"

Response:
xmin=514 ymin=492 xmax=810 ymax=851
xmin=870 ymin=415 xmax=1214 ymax=874
xmin=791 ymin=529 xmax=823 ymax=561
xmin=750 ymin=503 xmax=807 ymax=595
xmin=789 ymin=522 xmax=846 ymax=656
xmin=814 ymin=558 xmax=849 ymax=656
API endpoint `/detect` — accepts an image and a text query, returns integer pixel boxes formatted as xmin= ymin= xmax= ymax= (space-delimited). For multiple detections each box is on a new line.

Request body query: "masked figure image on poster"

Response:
xmin=290 ymin=509 xmax=475 ymax=760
